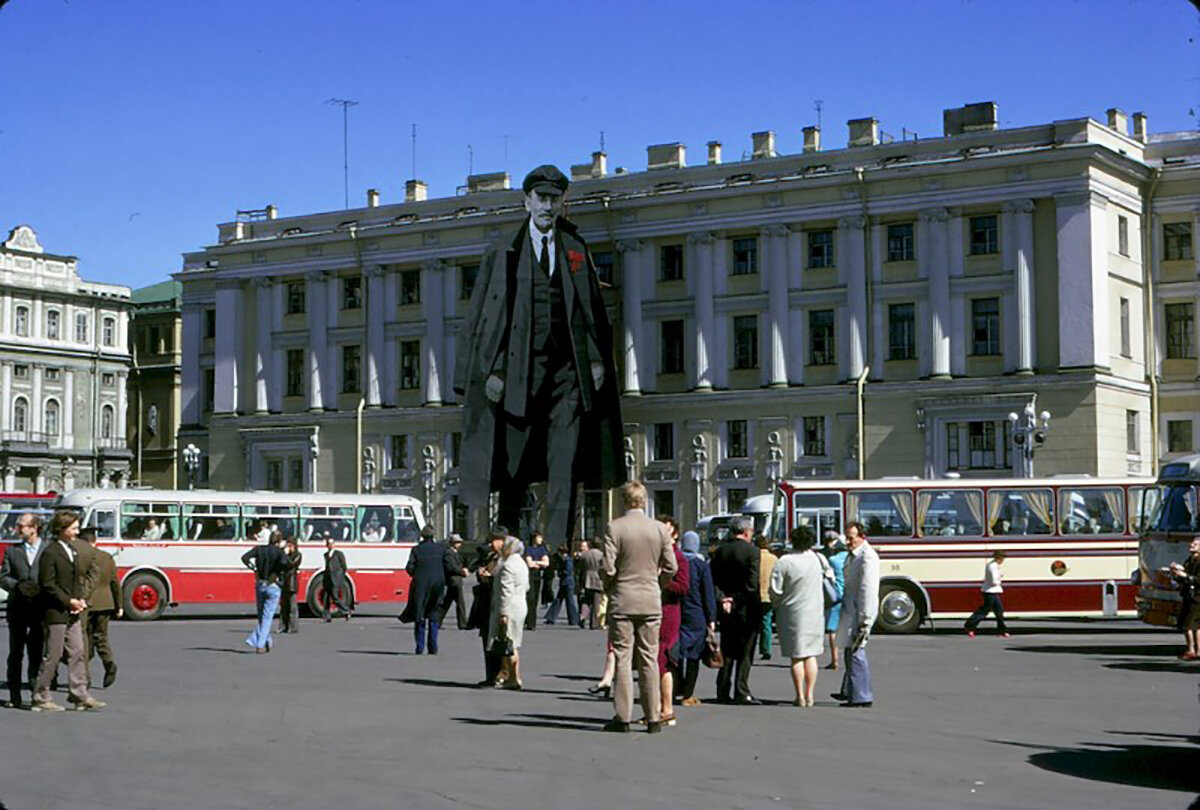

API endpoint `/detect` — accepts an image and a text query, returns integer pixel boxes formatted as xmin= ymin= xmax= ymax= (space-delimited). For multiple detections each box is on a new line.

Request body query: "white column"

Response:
xmin=920 ymin=208 xmax=952 ymax=378
xmin=421 ymin=259 xmax=445 ymax=405
xmin=763 ymin=224 xmax=791 ymax=387
xmin=383 ymin=267 xmax=399 ymax=407
xmin=63 ymin=368 xmax=75 ymax=448
xmin=306 ymin=272 xmax=327 ymax=410
xmin=254 ymin=278 xmax=272 ymax=413
xmin=787 ymin=230 xmax=805 ymax=384
xmin=870 ymin=222 xmax=886 ymax=376
xmin=688 ymin=232 xmax=715 ymax=390
xmin=1006 ymin=199 xmax=1036 ymax=373
xmin=948 ymin=211 xmax=967 ymax=377
xmin=269 ymin=282 xmax=285 ymax=412
xmin=1055 ymin=191 xmax=1109 ymax=369
xmin=366 ymin=265 xmax=386 ymax=406
xmin=839 ymin=216 xmax=868 ymax=380
xmin=116 ymin=372 xmax=127 ymax=441
xmin=442 ymin=265 xmax=456 ymax=403
xmin=213 ymin=280 xmax=243 ymax=414
xmin=181 ymin=306 xmax=202 ymax=423
xmin=711 ymin=237 xmax=730 ymax=389
xmin=617 ymin=240 xmax=644 ymax=395
xmin=31 ymin=365 xmax=42 ymax=434
xmin=325 ymin=275 xmax=339 ymax=409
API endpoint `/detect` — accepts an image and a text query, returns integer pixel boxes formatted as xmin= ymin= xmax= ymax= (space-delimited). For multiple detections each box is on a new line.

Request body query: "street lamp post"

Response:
xmin=765 ymin=431 xmax=783 ymax=490
xmin=421 ymin=444 xmax=436 ymax=525
xmin=182 ymin=444 xmax=201 ymax=490
xmin=690 ymin=435 xmax=707 ymax=523
xmin=1008 ymin=404 xmax=1051 ymax=478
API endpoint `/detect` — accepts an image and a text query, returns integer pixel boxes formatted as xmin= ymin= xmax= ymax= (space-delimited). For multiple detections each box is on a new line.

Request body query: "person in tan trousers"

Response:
xmin=600 ymin=481 xmax=677 ymax=734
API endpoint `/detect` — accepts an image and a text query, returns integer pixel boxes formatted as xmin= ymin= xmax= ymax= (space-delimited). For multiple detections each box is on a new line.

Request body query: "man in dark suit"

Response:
xmin=32 ymin=510 xmax=102 ymax=712
xmin=2 ymin=513 xmax=47 ymax=708
xmin=453 ymin=165 xmax=624 ymax=549
xmin=436 ymin=534 xmax=470 ymax=630
xmin=709 ymin=516 xmax=762 ymax=705
xmin=404 ymin=526 xmax=454 ymax=654
xmin=81 ymin=527 xmax=122 ymax=688
xmin=321 ymin=537 xmax=352 ymax=621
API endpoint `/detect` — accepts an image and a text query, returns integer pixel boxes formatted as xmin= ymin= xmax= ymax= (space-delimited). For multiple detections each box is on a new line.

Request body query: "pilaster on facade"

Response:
xmin=213 ymin=279 xmax=244 ymax=414
xmin=838 ymin=215 xmax=868 ymax=381
xmin=1002 ymin=198 xmax=1037 ymax=374
xmin=253 ymin=277 xmax=272 ymax=414
xmin=1055 ymin=190 xmax=1111 ymax=370
xmin=305 ymin=271 xmax=329 ymax=411
xmin=180 ymin=305 xmax=202 ymax=424
xmin=420 ymin=258 xmax=446 ymax=406
xmin=616 ymin=239 xmax=644 ymax=395
xmin=919 ymin=207 xmax=952 ymax=378
xmin=366 ymin=264 xmax=386 ymax=407
xmin=687 ymin=231 xmax=715 ymax=391
xmin=762 ymin=224 xmax=791 ymax=388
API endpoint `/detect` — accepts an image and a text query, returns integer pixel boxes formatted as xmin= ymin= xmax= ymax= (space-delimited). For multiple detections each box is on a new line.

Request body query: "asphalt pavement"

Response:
xmin=0 ymin=607 xmax=1196 ymax=810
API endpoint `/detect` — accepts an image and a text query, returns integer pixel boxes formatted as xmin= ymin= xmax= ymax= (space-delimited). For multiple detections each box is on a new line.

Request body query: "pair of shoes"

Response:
xmin=3 ymin=698 xmax=22 ymax=709
xmin=733 ymin=695 xmax=762 ymax=706
xmin=681 ymin=696 xmax=702 ymax=707
xmin=70 ymin=696 xmax=106 ymax=711
xmin=661 ymin=712 xmax=677 ymax=727
xmin=823 ymin=663 xmax=839 ymax=671
xmin=103 ymin=664 xmax=117 ymax=689
xmin=966 ymin=630 xmax=976 ymax=639
xmin=345 ymin=612 xmax=352 ymax=621
xmin=31 ymin=700 xmax=65 ymax=713
xmin=999 ymin=632 xmax=1011 ymax=638
xmin=646 ymin=720 xmax=664 ymax=734
xmin=761 ymin=653 xmax=772 ymax=661
xmin=475 ymin=679 xmax=496 ymax=688
xmin=830 ymin=692 xmax=847 ymax=701
xmin=255 ymin=648 xmax=267 ymax=654
xmin=840 ymin=701 xmax=873 ymax=708
xmin=586 ymin=684 xmax=612 ymax=698
xmin=500 ymin=680 xmax=523 ymax=691
xmin=602 ymin=717 xmax=631 ymax=733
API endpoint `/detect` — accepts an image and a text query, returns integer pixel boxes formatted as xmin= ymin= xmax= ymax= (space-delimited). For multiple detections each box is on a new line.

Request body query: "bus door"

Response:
xmin=792 ymin=492 xmax=842 ymax=543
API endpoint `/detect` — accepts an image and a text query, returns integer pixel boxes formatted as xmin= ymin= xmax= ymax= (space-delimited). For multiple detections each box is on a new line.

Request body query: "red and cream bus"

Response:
xmin=763 ymin=475 xmax=1151 ymax=633
xmin=1135 ymin=453 xmax=1200 ymax=628
xmin=54 ymin=488 xmax=425 ymax=620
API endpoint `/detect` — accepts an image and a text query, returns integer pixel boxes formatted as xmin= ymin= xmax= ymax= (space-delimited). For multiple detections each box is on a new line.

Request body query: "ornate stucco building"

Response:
xmin=0 ymin=225 xmax=134 ymax=492
xmin=177 ymin=102 xmax=1199 ymax=539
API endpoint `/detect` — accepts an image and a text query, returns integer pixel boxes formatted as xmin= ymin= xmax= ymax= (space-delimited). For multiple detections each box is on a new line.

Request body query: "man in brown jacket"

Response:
xmin=82 ymin=528 xmax=122 ymax=688
xmin=600 ymin=481 xmax=677 ymax=733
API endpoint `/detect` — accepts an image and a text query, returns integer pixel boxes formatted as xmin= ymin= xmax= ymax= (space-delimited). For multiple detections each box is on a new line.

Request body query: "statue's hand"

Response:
xmin=591 ymin=363 xmax=604 ymax=390
xmin=485 ymin=374 xmax=504 ymax=403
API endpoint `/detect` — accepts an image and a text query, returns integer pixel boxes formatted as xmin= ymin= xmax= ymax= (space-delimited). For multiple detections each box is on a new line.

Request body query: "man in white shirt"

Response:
xmin=965 ymin=551 xmax=1009 ymax=638
xmin=2 ymin=513 xmax=46 ymax=708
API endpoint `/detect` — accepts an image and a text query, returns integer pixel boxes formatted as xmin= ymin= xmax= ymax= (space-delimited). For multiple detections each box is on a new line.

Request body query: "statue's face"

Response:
xmin=524 ymin=189 xmax=563 ymax=233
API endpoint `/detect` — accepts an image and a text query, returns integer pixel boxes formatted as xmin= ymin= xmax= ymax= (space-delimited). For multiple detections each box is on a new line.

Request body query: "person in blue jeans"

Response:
xmin=242 ymin=530 xmax=288 ymax=653
xmin=544 ymin=544 xmax=579 ymax=626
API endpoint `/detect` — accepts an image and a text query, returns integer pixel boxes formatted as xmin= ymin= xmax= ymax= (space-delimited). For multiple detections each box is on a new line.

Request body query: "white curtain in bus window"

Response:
xmin=184 ymin=503 xmax=240 ymax=541
xmin=395 ymin=506 xmax=421 ymax=543
xmin=243 ymin=505 xmax=299 ymax=542
xmin=1058 ymin=488 xmax=1125 ymax=535
xmin=916 ymin=489 xmax=984 ymax=537
xmin=847 ymin=491 xmax=913 ymax=537
xmin=357 ymin=506 xmax=393 ymax=542
xmin=121 ymin=502 xmax=180 ymax=540
xmin=987 ymin=489 xmax=1053 ymax=535
xmin=301 ymin=505 xmax=354 ymax=542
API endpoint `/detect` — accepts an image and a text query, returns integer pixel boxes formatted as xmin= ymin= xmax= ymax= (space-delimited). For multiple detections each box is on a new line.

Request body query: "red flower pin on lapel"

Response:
xmin=567 ymin=249 xmax=585 ymax=274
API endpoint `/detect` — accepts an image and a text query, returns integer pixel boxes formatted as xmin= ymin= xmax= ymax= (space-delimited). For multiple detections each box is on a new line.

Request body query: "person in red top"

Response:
xmin=656 ymin=516 xmax=690 ymax=727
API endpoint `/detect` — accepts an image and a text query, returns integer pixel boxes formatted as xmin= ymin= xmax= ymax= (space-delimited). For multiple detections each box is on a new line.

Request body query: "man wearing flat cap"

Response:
xmin=454 ymin=165 xmax=624 ymax=549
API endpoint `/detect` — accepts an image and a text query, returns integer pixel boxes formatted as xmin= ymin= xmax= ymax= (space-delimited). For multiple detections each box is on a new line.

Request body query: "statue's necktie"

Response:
xmin=540 ymin=236 xmax=551 ymax=275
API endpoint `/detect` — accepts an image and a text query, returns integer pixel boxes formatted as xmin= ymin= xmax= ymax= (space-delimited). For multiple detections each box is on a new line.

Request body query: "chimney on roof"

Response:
xmin=366 ymin=188 xmax=380 ymax=208
xmin=802 ymin=126 xmax=821 ymax=153
xmin=707 ymin=141 xmax=722 ymax=165
xmin=570 ymin=152 xmax=608 ymax=181
xmin=943 ymin=102 xmax=998 ymax=136
xmin=1106 ymin=108 xmax=1128 ymax=135
xmin=847 ymin=118 xmax=879 ymax=148
xmin=405 ymin=180 xmax=428 ymax=203
xmin=265 ymin=205 xmax=278 ymax=220
xmin=1132 ymin=112 xmax=1148 ymax=143
xmin=647 ymin=142 xmax=686 ymax=171
xmin=751 ymin=130 xmax=776 ymax=159
xmin=466 ymin=172 xmax=510 ymax=194
xmin=592 ymin=151 xmax=607 ymax=178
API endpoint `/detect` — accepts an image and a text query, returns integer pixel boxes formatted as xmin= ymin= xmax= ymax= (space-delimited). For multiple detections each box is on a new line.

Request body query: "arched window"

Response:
xmin=46 ymin=310 xmax=61 ymax=340
xmin=12 ymin=397 xmax=27 ymax=433
xmin=15 ymin=306 xmax=29 ymax=337
xmin=44 ymin=399 xmax=60 ymax=437
xmin=101 ymin=404 xmax=114 ymax=440
xmin=102 ymin=317 xmax=116 ymax=347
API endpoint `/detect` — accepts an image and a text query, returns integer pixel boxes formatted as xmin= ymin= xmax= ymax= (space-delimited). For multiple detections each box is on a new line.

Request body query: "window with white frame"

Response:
xmin=651 ymin=423 xmax=674 ymax=462
xmin=1119 ymin=297 xmax=1131 ymax=358
xmin=733 ymin=315 xmax=758 ymax=370
xmin=807 ymin=230 xmax=834 ymax=268
xmin=1163 ymin=222 xmax=1193 ymax=261
xmin=802 ymin=416 xmax=826 ymax=457
xmin=102 ymin=317 xmax=115 ymax=347
xmin=1165 ymin=302 xmax=1195 ymax=359
xmin=1117 ymin=216 xmax=1130 ymax=257
xmin=969 ymin=215 xmax=998 ymax=255
xmin=1167 ymin=420 xmax=1194 ymax=454
xmin=726 ymin=419 xmax=749 ymax=459
xmin=14 ymin=306 xmax=29 ymax=337
xmin=12 ymin=397 xmax=27 ymax=432
xmin=390 ymin=434 xmax=409 ymax=470
xmin=101 ymin=404 xmax=115 ymax=440
xmin=46 ymin=310 xmax=60 ymax=340
xmin=75 ymin=312 xmax=89 ymax=343
xmin=731 ymin=237 xmax=758 ymax=275
xmin=886 ymin=223 xmax=914 ymax=262
xmin=946 ymin=420 xmax=1011 ymax=471
xmin=44 ymin=399 xmax=59 ymax=437
xmin=1126 ymin=410 xmax=1140 ymax=455
xmin=809 ymin=310 xmax=835 ymax=365
xmin=970 ymin=298 xmax=1001 ymax=356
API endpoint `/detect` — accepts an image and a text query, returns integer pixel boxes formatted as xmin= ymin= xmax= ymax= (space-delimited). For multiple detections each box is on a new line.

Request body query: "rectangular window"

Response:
xmin=968 ymin=421 xmax=997 ymax=469
xmin=809 ymin=310 xmax=835 ymax=365
xmin=390 ymin=435 xmax=409 ymax=469
xmin=401 ymin=270 xmax=421 ymax=305
xmin=886 ymin=223 xmax=914 ymax=262
xmin=1117 ymin=215 xmax=1130 ymax=257
xmin=1164 ymin=222 xmax=1194 ymax=261
xmin=653 ymin=490 xmax=675 ymax=520
xmin=1058 ymin=487 xmax=1125 ymax=535
xmin=802 ymin=416 xmax=826 ymax=457
xmin=287 ymin=281 xmax=305 ymax=314
xmin=1165 ymin=302 xmax=1195 ymax=358
xmin=1119 ymin=297 xmax=1131 ymax=358
xmin=13 ymin=364 xmax=28 ymax=379
xmin=727 ymin=419 xmax=748 ymax=459
xmin=342 ymin=345 xmax=361 ymax=393
xmin=661 ymin=320 xmax=684 ymax=374
xmin=888 ymin=303 xmax=916 ymax=360
xmin=203 ymin=369 xmax=215 ymax=412
xmin=733 ymin=315 xmax=758 ymax=370
xmin=46 ymin=310 xmax=60 ymax=340
xmin=987 ymin=489 xmax=1054 ymax=535
xmin=460 ymin=265 xmax=479 ymax=301
xmin=660 ymin=244 xmax=684 ymax=281
xmin=44 ymin=368 xmax=60 ymax=381
xmin=807 ymin=229 xmax=834 ymax=268
xmin=1167 ymin=420 xmax=1194 ymax=453
xmin=342 ymin=276 xmax=362 ymax=310
xmin=848 ymin=490 xmax=914 ymax=537
xmin=75 ymin=313 xmax=88 ymax=343
xmin=731 ymin=237 xmax=758 ymax=275
xmin=971 ymin=298 xmax=1001 ymax=356
xmin=14 ymin=306 xmax=28 ymax=337
xmin=450 ymin=432 xmax=462 ymax=468
xmin=286 ymin=348 xmax=304 ymax=397
xmin=969 ymin=215 xmax=998 ymax=255
xmin=1126 ymin=410 xmax=1140 ymax=455
xmin=204 ymin=309 xmax=217 ymax=339
xmin=946 ymin=422 xmax=960 ymax=469
xmin=592 ymin=251 xmax=614 ymax=285
xmin=399 ymin=340 xmax=420 ymax=390
xmin=102 ymin=318 xmax=115 ymax=347
xmin=652 ymin=423 xmax=674 ymax=462
xmin=917 ymin=489 xmax=985 ymax=537
xmin=289 ymin=458 xmax=304 ymax=493
xmin=727 ymin=488 xmax=749 ymax=513
xmin=946 ymin=420 xmax=1009 ymax=471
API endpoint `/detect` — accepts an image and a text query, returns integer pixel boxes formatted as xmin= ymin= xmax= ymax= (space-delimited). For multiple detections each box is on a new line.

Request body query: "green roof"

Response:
xmin=132 ymin=280 xmax=182 ymax=306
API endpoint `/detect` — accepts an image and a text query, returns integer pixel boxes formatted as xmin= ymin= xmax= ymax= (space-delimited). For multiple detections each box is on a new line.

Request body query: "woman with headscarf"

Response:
xmin=488 ymin=535 xmax=530 ymax=689
xmin=677 ymin=530 xmax=715 ymax=707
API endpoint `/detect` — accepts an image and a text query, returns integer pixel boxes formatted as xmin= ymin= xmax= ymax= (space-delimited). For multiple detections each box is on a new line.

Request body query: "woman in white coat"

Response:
xmin=769 ymin=527 xmax=828 ymax=706
xmin=489 ymin=536 xmax=530 ymax=689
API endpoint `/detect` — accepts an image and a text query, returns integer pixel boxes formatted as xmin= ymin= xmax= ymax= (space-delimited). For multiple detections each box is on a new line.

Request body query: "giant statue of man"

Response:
xmin=453 ymin=165 xmax=624 ymax=546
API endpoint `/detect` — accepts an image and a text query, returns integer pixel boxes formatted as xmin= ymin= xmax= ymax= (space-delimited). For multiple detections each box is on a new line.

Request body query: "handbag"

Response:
xmin=702 ymin=626 xmax=724 ymax=669
xmin=822 ymin=577 xmax=841 ymax=610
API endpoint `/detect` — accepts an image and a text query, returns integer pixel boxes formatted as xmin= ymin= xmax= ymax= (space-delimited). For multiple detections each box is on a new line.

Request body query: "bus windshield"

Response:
xmin=1144 ymin=483 xmax=1199 ymax=532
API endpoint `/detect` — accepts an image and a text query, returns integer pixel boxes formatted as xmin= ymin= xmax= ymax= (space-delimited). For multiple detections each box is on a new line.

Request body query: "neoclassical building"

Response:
xmin=0 ymin=225 xmax=134 ymax=492
xmin=127 ymin=280 xmax=182 ymax=488
xmin=177 ymin=102 xmax=1199 ymax=539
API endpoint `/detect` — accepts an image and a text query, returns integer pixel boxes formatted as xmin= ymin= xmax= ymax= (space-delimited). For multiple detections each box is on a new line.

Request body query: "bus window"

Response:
xmin=916 ymin=489 xmax=984 ymax=537
xmin=86 ymin=508 xmax=116 ymax=540
xmin=1129 ymin=487 xmax=1148 ymax=534
xmin=1147 ymin=484 xmax=1200 ymax=532
xmin=791 ymin=492 xmax=842 ymax=544
xmin=244 ymin=505 xmax=299 ymax=541
xmin=395 ymin=507 xmax=420 ymax=544
xmin=847 ymin=490 xmax=914 ymax=538
xmin=121 ymin=502 xmax=180 ymax=540
xmin=987 ymin=489 xmax=1053 ymax=535
xmin=1059 ymin=488 xmax=1124 ymax=535
xmin=184 ymin=503 xmax=240 ymax=541
xmin=302 ymin=505 xmax=354 ymax=542
xmin=358 ymin=506 xmax=393 ymax=543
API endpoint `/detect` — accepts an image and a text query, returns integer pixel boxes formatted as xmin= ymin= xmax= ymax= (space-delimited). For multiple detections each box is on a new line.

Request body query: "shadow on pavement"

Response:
xmin=995 ymin=738 xmax=1200 ymax=793
xmin=1007 ymin=644 xmax=1179 ymax=657
xmin=1104 ymin=660 xmax=1200 ymax=674
xmin=338 ymin=649 xmax=408 ymax=656
xmin=546 ymin=673 xmax=596 ymax=682
xmin=185 ymin=646 xmax=250 ymax=655
xmin=387 ymin=676 xmax=584 ymax=697
xmin=454 ymin=713 xmax=607 ymax=732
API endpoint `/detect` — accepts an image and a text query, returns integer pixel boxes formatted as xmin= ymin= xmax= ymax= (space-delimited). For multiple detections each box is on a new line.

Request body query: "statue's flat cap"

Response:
xmin=522 ymin=165 xmax=569 ymax=195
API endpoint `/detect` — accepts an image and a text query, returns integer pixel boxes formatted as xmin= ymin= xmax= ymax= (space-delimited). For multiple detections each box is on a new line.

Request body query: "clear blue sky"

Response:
xmin=1 ymin=0 xmax=1196 ymax=291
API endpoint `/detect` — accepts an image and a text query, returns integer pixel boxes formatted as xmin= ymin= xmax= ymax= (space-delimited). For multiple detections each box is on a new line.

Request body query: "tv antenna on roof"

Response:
xmin=411 ymin=123 xmax=418 ymax=180
xmin=815 ymin=100 xmax=824 ymax=131
xmin=326 ymin=98 xmax=358 ymax=209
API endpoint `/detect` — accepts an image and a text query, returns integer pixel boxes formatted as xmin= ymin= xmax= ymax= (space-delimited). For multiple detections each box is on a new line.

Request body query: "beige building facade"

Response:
xmin=128 ymin=280 xmax=182 ymax=488
xmin=177 ymin=102 xmax=1200 ymax=540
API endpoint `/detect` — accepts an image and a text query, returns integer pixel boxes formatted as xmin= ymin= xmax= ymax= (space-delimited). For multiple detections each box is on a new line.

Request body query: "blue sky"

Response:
xmin=1 ymin=0 xmax=1196 ymax=291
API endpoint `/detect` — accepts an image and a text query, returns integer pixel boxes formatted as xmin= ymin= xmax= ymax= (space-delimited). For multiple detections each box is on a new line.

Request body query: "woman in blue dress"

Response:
xmin=821 ymin=530 xmax=849 ymax=670
xmin=677 ymin=531 xmax=716 ymax=706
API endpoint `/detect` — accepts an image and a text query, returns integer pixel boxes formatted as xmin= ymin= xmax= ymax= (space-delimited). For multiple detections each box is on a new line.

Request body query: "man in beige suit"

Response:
xmin=600 ymin=481 xmax=677 ymax=733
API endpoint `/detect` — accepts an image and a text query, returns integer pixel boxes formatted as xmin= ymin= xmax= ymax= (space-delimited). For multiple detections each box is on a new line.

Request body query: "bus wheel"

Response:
xmin=877 ymin=583 xmax=923 ymax=634
xmin=123 ymin=573 xmax=168 ymax=621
